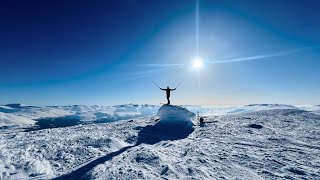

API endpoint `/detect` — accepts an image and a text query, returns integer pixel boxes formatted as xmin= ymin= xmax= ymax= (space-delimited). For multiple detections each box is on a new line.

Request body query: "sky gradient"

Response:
xmin=1 ymin=0 xmax=320 ymax=106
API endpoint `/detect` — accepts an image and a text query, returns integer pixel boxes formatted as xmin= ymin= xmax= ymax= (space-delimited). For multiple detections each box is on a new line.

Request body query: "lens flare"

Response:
xmin=191 ymin=56 xmax=204 ymax=71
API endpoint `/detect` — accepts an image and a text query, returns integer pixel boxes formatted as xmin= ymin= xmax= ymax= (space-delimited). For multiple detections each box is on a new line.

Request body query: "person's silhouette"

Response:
xmin=160 ymin=86 xmax=176 ymax=104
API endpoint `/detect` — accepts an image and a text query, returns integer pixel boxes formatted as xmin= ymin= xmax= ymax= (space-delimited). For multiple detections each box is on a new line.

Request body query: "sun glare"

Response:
xmin=191 ymin=56 xmax=204 ymax=71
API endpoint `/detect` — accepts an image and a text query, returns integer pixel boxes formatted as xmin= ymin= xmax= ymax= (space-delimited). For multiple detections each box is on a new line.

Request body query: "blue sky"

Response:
xmin=1 ymin=0 xmax=320 ymax=106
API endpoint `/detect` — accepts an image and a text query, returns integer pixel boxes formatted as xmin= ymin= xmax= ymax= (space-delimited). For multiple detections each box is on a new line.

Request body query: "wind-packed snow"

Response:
xmin=0 ymin=104 xmax=320 ymax=179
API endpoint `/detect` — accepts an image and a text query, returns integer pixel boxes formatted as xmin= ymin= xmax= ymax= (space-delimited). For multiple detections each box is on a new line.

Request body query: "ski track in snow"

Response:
xmin=0 ymin=104 xmax=320 ymax=179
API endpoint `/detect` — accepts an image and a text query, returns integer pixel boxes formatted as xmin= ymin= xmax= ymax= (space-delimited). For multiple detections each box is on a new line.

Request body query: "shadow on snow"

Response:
xmin=54 ymin=121 xmax=194 ymax=180
xmin=24 ymin=116 xmax=83 ymax=132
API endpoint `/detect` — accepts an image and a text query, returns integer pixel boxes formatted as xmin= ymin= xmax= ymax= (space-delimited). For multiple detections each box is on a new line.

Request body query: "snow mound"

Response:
xmin=157 ymin=105 xmax=195 ymax=127
xmin=133 ymin=105 xmax=195 ymax=145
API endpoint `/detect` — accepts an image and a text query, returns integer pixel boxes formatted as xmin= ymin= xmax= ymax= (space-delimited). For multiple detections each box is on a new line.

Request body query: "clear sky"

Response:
xmin=1 ymin=0 xmax=320 ymax=106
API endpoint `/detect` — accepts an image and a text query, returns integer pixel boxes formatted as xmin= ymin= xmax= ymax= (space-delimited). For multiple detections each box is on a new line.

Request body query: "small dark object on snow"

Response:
xmin=128 ymin=120 xmax=133 ymax=122
xmin=206 ymin=120 xmax=218 ymax=123
xmin=243 ymin=117 xmax=252 ymax=120
xmin=248 ymin=124 xmax=263 ymax=129
xmin=199 ymin=117 xmax=205 ymax=124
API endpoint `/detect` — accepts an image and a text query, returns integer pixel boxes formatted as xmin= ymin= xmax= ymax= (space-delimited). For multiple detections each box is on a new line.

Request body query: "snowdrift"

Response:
xmin=157 ymin=104 xmax=195 ymax=128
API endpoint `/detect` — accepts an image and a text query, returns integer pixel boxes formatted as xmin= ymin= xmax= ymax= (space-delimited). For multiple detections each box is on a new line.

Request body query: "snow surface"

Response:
xmin=0 ymin=104 xmax=320 ymax=179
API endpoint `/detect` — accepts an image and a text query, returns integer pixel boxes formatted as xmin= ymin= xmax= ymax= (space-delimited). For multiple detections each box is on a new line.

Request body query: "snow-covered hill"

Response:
xmin=0 ymin=104 xmax=319 ymax=179
xmin=0 ymin=112 xmax=35 ymax=127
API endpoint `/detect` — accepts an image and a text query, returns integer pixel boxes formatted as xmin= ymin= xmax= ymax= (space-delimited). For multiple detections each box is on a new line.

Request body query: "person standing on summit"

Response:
xmin=160 ymin=86 xmax=176 ymax=104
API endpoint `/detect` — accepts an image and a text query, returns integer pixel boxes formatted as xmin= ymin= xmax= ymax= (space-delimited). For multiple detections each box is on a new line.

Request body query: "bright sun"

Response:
xmin=191 ymin=56 xmax=204 ymax=71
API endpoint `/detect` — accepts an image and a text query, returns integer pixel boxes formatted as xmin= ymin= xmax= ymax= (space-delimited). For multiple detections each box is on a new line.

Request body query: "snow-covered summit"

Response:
xmin=1 ymin=104 xmax=320 ymax=179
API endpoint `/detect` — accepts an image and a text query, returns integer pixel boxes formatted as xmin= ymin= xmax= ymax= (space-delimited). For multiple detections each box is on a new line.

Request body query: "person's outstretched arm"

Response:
xmin=160 ymin=88 xmax=165 ymax=91
xmin=170 ymin=88 xmax=176 ymax=91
